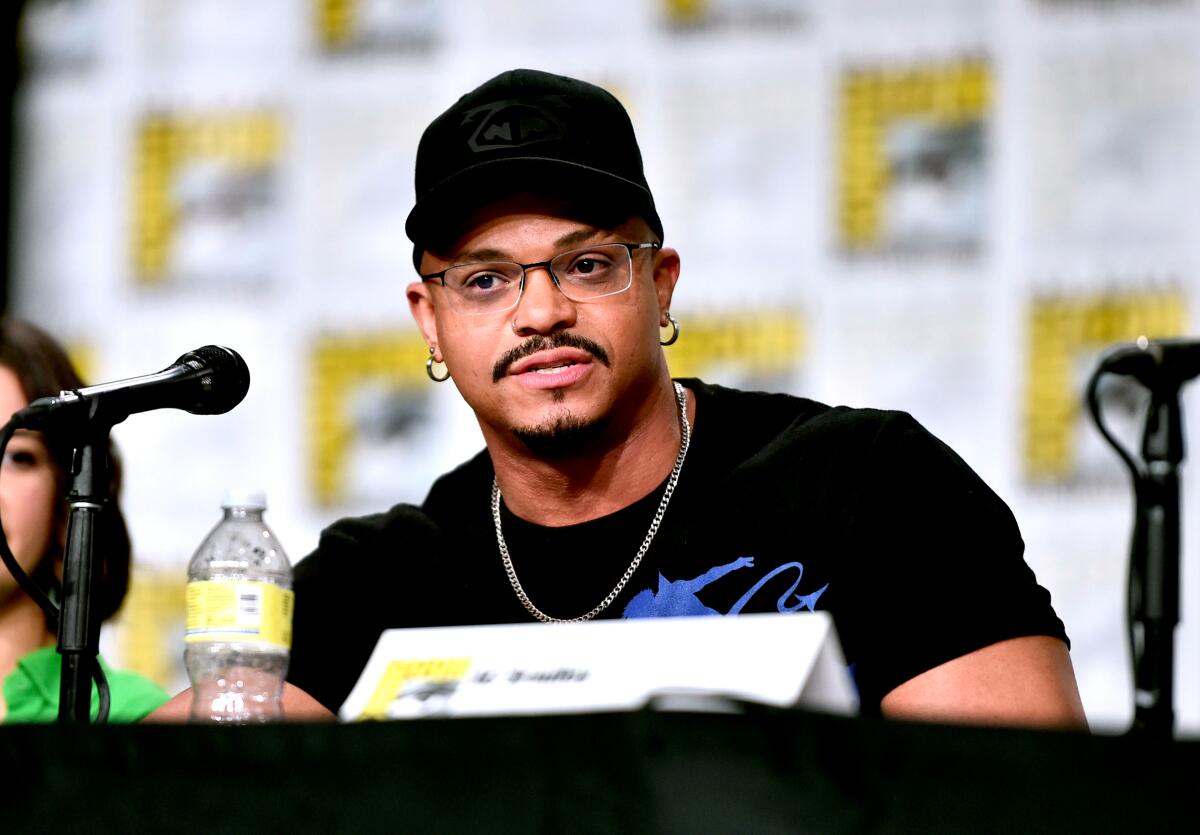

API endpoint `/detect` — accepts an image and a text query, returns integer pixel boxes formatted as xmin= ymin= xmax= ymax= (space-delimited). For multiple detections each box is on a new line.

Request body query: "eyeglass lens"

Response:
xmin=441 ymin=243 xmax=635 ymax=314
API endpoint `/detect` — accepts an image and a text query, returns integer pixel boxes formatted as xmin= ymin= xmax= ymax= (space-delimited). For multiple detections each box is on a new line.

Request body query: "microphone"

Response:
xmin=12 ymin=345 xmax=250 ymax=431
xmin=1098 ymin=337 xmax=1200 ymax=389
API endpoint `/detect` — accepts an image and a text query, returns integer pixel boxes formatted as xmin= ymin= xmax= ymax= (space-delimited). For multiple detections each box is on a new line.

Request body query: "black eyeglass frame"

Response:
xmin=419 ymin=241 xmax=661 ymax=314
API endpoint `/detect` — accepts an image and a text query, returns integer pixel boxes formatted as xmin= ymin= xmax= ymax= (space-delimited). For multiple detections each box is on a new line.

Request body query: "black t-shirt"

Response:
xmin=288 ymin=379 xmax=1068 ymax=714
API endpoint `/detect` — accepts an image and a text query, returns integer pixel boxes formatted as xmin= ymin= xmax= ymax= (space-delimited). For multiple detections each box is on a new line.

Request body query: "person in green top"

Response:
xmin=0 ymin=319 xmax=168 ymax=723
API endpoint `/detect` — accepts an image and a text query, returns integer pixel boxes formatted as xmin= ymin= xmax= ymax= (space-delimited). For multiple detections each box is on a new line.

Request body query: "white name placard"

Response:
xmin=338 ymin=612 xmax=857 ymax=721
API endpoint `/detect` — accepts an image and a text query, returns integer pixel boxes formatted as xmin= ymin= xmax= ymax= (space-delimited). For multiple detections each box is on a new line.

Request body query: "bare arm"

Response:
xmin=142 ymin=683 xmax=336 ymax=723
xmin=879 ymin=635 xmax=1087 ymax=730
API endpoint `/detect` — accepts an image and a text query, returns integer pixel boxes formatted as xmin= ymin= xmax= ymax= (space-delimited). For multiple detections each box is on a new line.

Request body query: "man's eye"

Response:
xmin=564 ymin=255 xmax=613 ymax=279
xmin=462 ymin=271 xmax=512 ymax=292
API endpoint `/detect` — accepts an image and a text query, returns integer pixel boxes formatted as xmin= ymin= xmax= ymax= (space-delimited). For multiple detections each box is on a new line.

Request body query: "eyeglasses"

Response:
xmin=420 ymin=242 xmax=661 ymax=315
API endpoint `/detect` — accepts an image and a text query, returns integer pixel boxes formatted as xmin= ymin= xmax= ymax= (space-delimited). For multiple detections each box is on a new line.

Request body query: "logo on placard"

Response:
xmin=363 ymin=657 xmax=471 ymax=719
xmin=360 ymin=656 xmax=595 ymax=720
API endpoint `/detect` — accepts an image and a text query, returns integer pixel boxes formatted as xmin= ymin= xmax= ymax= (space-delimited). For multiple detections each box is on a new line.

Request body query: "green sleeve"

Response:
xmin=2 ymin=647 xmax=170 ymax=724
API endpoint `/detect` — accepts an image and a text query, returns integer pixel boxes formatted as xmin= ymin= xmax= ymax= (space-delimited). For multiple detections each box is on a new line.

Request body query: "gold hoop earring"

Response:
xmin=426 ymin=347 xmax=450 ymax=382
xmin=660 ymin=312 xmax=680 ymax=346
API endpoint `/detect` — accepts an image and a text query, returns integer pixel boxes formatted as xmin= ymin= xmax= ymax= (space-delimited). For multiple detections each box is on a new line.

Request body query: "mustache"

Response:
xmin=493 ymin=332 xmax=611 ymax=382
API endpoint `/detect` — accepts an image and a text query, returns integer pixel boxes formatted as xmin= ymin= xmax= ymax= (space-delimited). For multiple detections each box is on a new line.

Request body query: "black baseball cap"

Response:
xmin=405 ymin=68 xmax=664 ymax=270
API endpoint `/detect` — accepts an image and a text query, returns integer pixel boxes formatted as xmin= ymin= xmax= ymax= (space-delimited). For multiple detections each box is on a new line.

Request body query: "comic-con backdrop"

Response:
xmin=9 ymin=0 xmax=1199 ymax=732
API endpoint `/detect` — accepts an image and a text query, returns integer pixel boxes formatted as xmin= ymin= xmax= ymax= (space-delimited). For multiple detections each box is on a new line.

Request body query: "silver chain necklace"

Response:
xmin=491 ymin=381 xmax=692 ymax=623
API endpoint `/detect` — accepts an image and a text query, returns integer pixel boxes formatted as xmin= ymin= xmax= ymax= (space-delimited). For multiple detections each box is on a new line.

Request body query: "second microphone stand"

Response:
xmin=1127 ymin=384 xmax=1183 ymax=736
xmin=1088 ymin=341 xmax=1193 ymax=738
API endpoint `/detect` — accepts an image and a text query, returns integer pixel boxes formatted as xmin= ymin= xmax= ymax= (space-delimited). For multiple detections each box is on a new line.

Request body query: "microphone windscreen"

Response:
xmin=181 ymin=345 xmax=251 ymax=415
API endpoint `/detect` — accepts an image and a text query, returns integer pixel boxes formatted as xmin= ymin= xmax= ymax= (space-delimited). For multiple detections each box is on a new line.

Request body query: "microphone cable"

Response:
xmin=1085 ymin=364 xmax=1143 ymax=701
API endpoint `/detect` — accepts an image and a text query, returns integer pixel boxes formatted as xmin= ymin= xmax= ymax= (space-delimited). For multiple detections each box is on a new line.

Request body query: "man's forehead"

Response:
xmin=425 ymin=201 xmax=645 ymax=265
xmin=450 ymin=225 xmax=613 ymax=263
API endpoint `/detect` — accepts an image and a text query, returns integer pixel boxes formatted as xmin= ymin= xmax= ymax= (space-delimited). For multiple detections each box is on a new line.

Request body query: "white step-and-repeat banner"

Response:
xmin=10 ymin=0 xmax=1199 ymax=732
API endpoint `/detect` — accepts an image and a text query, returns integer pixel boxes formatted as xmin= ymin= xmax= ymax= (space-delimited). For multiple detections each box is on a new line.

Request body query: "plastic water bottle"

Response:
xmin=184 ymin=490 xmax=294 ymax=723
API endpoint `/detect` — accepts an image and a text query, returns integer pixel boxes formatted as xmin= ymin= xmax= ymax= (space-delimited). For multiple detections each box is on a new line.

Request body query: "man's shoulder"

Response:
xmin=683 ymin=377 xmax=920 ymax=459
xmin=422 ymin=447 xmax=493 ymax=519
xmin=296 ymin=448 xmax=492 ymax=579
xmin=685 ymin=376 xmax=903 ymax=424
xmin=312 ymin=502 xmax=438 ymax=553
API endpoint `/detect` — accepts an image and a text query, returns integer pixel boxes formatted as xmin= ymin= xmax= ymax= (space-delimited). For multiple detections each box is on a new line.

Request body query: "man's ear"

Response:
xmin=407 ymin=281 xmax=441 ymax=357
xmin=652 ymin=247 xmax=681 ymax=320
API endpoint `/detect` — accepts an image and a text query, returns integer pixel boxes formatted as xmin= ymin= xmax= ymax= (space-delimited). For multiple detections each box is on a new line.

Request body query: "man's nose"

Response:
xmin=510 ymin=265 xmax=577 ymax=336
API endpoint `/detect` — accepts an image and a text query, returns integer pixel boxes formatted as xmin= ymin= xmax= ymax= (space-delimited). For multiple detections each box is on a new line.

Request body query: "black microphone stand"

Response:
xmin=1087 ymin=343 xmax=1192 ymax=739
xmin=1129 ymin=384 xmax=1183 ymax=737
xmin=2 ymin=344 xmax=249 ymax=722
xmin=57 ymin=434 xmax=111 ymax=722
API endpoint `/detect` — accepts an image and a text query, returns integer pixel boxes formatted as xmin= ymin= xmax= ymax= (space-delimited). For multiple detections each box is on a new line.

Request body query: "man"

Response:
xmin=155 ymin=68 xmax=1086 ymax=726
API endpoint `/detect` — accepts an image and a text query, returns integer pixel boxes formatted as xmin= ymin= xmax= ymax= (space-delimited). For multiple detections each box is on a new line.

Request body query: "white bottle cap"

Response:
xmin=220 ymin=488 xmax=267 ymax=511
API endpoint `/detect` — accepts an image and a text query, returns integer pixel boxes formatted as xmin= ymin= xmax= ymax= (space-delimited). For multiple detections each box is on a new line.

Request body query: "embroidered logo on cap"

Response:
xmin=462 ymin=97 xmax=566 ymax=152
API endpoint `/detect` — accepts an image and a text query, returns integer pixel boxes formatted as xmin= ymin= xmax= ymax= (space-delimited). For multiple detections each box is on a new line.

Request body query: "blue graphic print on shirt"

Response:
xmin=622 ymin=556 xmax=828 ymax=619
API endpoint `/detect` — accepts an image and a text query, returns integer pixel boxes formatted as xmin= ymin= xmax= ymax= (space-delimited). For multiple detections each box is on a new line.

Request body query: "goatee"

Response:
xmin=512 ymin=411 xmax=608 ymax=458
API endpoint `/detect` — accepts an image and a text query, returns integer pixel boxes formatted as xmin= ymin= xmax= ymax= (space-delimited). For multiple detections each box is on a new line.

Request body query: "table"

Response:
xmin=3 ymin=708 xmax=1196 ymax=833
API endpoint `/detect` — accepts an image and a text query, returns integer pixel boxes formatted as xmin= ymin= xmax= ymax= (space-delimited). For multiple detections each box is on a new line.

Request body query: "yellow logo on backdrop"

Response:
xmin=666 ymin=311 xmax=804 ymax=379
xmin=837 ymin=57 xmax=990 ymax=252
xmin=132 ymin=110 xmax=282 ymax=285
xmin=116 ymin=569 xmax=187 ymax=689
xmin=308 ymin=330 xmax=429 ymax=506
xmin=64 ymin=341 xmax=96 ymax=388
xmin=663 ymin=0 xmax=708 ymax=26
xmin=1025 ymin=288 xmax=1187 ymax=483
xmin=315 ymin=0 xmax=354 ymax=49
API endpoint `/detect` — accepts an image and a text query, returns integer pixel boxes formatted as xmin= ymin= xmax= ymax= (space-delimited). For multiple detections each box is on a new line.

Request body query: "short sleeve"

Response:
xmin=835 ymin=412 xmax=1068 ymax=708
xmin=287 ymin=505 xmax=444 ymax=714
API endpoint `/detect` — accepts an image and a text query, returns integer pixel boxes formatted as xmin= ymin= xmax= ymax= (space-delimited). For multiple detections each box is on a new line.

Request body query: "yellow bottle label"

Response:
xmin=185 ymin=580 xmax=294 ymax=649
